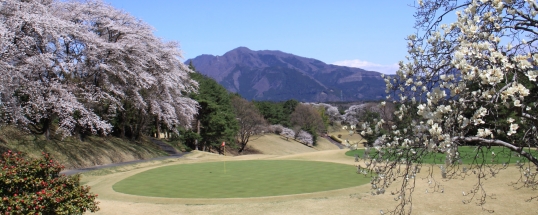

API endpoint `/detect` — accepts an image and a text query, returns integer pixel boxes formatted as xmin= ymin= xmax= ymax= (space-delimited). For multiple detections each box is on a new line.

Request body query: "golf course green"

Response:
xmin=346 ymin=146 xmax=538 ymax=164
xmin=113 ymin=160 xmax=368 ymax=198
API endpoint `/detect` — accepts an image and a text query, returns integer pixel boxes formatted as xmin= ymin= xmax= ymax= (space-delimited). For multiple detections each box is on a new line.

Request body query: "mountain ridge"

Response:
xmin=186 ymin=47 xmax=386 ymax=102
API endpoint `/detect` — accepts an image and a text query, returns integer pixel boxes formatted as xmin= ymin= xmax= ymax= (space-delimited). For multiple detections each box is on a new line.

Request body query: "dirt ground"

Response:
xmin=83 ymin=138 xmax=538 ymax=215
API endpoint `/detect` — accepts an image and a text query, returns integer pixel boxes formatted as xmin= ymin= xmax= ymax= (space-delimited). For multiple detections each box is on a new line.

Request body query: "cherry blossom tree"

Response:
xmin=0 ymin=0 xmax=112 ymax=139
xmin=61 ymin=0 xmax=198 ymax=138
xmin=361 ymin=0 xmax=538 ymax=214
xmin=296 ymin=130 xmax=313 ymax=146
xmin=343 ymin=104 xmax=371 ymax=125
xmin=343 ymin=103 xmax=394 ymax=126
xmin=0 ymin=0 xmax=197 ymax=139
xmin=281 ymin=127 xmax=295 ymax=141
xmin=307 ymin=103 xmax=343 ymax=125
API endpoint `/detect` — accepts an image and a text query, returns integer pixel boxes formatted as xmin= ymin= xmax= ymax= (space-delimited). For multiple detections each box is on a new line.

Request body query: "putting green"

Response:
xmin=113 ymin=160 xmax=368 ymax=198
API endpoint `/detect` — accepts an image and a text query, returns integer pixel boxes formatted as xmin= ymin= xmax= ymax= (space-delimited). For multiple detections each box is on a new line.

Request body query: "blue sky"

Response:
xmin=104 ymin=0 xmax=419 ymax=74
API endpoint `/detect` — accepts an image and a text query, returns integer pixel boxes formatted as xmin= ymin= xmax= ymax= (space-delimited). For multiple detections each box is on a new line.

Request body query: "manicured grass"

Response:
xmin=113 ymin=160 xmax=369 ymax=198
xmin=346 ymin=146 xmax=538 ymax=164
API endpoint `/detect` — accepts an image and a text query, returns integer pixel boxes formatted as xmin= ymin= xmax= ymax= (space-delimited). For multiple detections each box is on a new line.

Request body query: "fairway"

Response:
xmin=346 ymin=146 xmax=538 ymax=164
xmin=112 ymin=160 xmax=369 ymax=198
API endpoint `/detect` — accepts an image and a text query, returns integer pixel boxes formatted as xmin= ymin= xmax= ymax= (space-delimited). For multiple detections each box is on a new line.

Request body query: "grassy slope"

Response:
xmin=0 ymin=124 xmax=340 ymax=170
xmin=246 ymin=134 xmax=339 ymax=155
xmin=313 ymin=137 xmax=340 ymax=151
xmin=0 ymin=126 xmax=167 ymax=169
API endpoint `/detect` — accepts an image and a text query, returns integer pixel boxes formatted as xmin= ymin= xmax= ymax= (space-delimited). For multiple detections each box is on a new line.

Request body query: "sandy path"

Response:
xmin=85 ymin=150 xmax=538 ymax=215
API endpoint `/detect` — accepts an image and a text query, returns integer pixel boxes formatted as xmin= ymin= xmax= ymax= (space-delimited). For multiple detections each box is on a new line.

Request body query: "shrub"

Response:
xmin=0 ymin=151 xmax=99 ymax=214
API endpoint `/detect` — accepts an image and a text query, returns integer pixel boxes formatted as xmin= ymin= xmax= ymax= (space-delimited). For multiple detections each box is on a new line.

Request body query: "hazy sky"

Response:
xmin=104 ymin=0 xmax=419 ymax=74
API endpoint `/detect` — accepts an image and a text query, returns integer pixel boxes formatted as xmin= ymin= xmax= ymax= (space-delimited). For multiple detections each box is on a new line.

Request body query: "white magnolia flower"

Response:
xmin=429 ymin=123 xmax=442 ymax=137
xmin=477 ymin=128 xmax=492 ymax=138
xmin=508 ymin=123 xmax=519 ymax=136
xmin=526 ymin=70 xmax=538 ymax=82
xmin=514 ymin=100 xmax=522 ymax=107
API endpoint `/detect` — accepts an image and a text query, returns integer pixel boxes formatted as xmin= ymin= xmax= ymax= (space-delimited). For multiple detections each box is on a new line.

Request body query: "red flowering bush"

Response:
xmin=0 ymin=151 xmax=99 ymax=214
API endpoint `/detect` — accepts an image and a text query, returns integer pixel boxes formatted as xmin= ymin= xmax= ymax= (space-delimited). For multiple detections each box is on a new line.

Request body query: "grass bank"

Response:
xmin=0 ymin=126 xmax=167 ymax=169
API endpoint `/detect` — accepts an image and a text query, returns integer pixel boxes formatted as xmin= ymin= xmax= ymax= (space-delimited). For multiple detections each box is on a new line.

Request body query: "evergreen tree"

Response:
xmin=253 ymin=99 xmax=298 ymax=127
xmin=187 ymin=65 xmax=238 ymax=152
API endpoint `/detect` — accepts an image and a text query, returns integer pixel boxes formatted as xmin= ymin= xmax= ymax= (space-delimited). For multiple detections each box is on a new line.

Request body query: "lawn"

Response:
xmin=345 ymin=146 xmax=538 ymax=164
xmin=112 ymin=160 xmax=369 ymax=198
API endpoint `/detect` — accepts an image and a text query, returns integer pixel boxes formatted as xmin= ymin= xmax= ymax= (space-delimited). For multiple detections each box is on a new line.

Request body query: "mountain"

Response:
xmin=186 ymin=47 xmax=386 ymax=102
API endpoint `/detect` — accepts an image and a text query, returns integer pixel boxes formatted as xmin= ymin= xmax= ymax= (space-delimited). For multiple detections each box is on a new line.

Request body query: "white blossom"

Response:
xmin=281 ymin=127 xmax=295 ymax=140
xmin=296 ymin=130 xmax=313 ymax=146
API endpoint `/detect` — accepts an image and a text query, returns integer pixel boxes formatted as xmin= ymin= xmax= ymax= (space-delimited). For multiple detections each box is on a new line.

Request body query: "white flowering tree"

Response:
xmin=296 ymin=130 xmax=313 ymax=146
xmin=65 ymin=0 xmax=198 ymax=139
xmin=0 ymin=0 xmax=197 ymax=139
xmin=343 ymin=104 xmax=369 ymax=125
xmin=361 ymin=0 xmax=538 ymax=214
xmin=343 ymin=103 xmax=394 ymax=126
xmin=281 ymin=127 xmax=295 ymax=141
xmin=0 ymin=0 xmax=113 ymax=138
xmin=307 ymin=103 xmax=343 ymax=125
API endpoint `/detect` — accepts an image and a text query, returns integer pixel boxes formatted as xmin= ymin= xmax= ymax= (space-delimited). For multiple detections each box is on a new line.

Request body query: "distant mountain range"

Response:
xmin=186 ymin=47 xmax=386 ymax=102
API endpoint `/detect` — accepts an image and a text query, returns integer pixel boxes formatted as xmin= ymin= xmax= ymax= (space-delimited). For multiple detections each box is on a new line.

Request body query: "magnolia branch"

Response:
xmin=452 ymin=136 xmax=538 ymax=170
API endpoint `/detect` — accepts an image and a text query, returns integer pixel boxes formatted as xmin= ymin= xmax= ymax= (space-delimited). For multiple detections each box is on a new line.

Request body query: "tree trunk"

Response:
xmin=120 ymin=125 xmax=126 ymax=138
xmin=74 ymin=125 xmax=83 ymax=141
xmin=134 ymin=110 xmax=146 ymax=140
xmin=238 ymin=142 xmax=247 ymax=154
xmin=155 ymin=115 xmax=160 ymax=139
xmin=117 ymin=111 xmax=126 ymax=138
xmin=43 ymin=118 xmax=51 ymax=140
xmin=195 ymin=120 xmax=200 ymax=150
